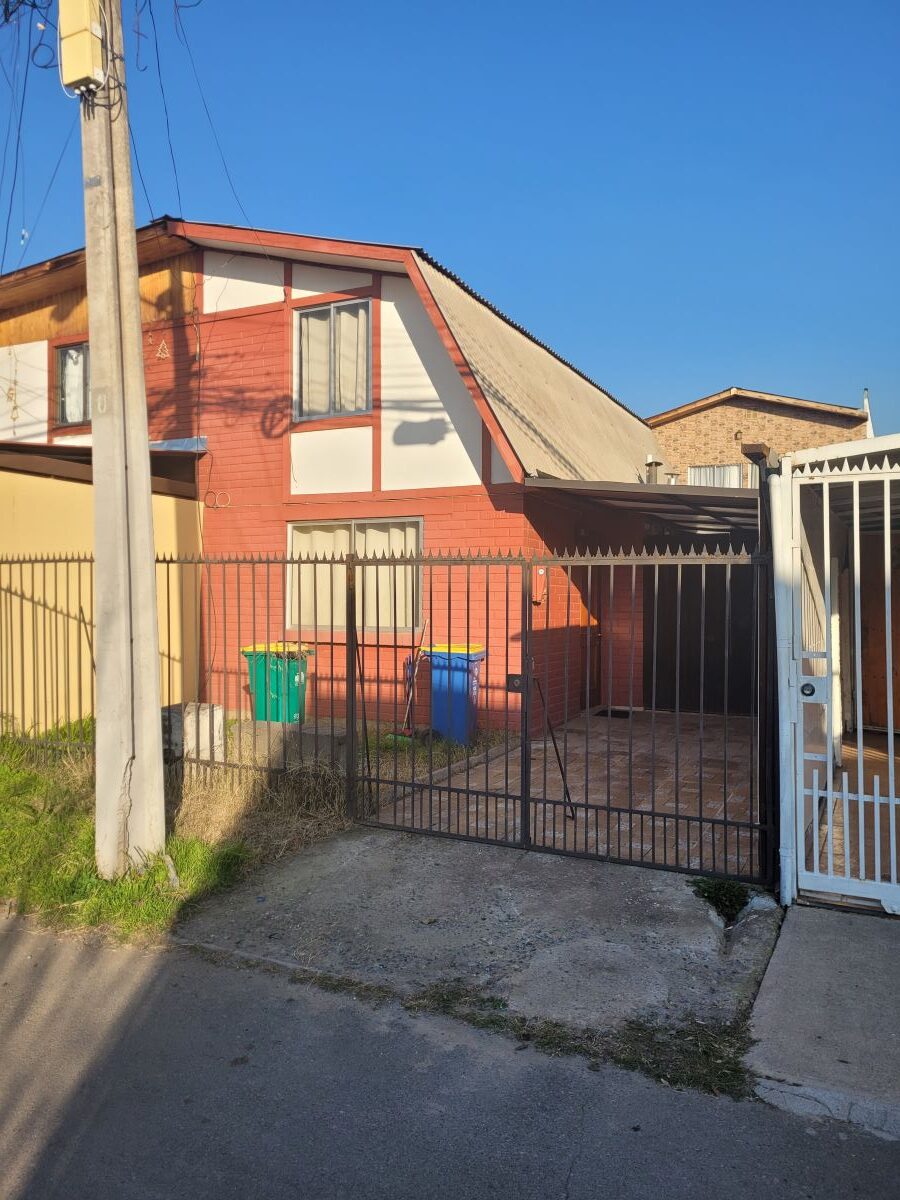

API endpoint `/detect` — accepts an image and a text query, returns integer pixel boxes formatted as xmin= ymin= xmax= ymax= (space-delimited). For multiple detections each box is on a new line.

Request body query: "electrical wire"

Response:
xmin=172 ymin=2 xmax=253 ymax=229
xmin=144 ymin=0 xmax=184 ymax=214
xmin=0 ymin=11 xmax=32 ymax=272
xmin=0 ymin=16 xmax=21 ymax=219
xmin=128 ymin=116 xmax=156 ymax=220
xmin=14 ymin=113 xmax=77 ymax=268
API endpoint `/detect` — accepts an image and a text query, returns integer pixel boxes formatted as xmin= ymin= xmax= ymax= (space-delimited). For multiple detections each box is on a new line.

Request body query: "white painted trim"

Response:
xmin=769 ymin=458 xmax=797 ymax=905
xmin=790 ymin=431 xmax=900 ymax=468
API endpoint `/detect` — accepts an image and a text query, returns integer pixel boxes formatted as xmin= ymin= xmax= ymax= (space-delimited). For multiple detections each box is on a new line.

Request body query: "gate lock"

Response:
xmin=798 ymin=676 xmax=826 ymax=703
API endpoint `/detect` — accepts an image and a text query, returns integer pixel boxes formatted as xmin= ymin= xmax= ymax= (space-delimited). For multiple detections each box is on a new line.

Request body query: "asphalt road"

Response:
xmin=1 ymin=919 xmax=896 ymax=1200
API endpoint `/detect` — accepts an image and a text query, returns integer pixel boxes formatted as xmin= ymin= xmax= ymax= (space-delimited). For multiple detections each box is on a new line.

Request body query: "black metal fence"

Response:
xmin=0 ymin=546 xmax=775 ymax=884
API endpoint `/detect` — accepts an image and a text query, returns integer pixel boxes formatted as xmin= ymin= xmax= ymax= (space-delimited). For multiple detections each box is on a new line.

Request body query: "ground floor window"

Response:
xmin=287 ymin=518 xmax=422 ymax=630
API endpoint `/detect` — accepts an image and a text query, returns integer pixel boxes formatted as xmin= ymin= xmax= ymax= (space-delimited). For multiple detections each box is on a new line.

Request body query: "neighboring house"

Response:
xmin=649 ymin=387 xmax=871 ymax=487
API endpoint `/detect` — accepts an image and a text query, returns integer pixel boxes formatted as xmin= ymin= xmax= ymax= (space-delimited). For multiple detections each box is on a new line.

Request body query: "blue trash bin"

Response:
xmin=424 ymin=644 xmax=486 ymax=745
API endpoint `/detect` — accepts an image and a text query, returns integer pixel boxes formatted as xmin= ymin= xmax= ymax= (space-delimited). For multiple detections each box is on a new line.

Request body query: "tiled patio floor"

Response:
xmin=373 ymin=709 xmax=768 ymax=880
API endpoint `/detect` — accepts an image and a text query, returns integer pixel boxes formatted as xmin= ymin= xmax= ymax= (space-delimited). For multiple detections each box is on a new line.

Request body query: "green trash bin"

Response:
xmin=241 ymin=643 xmax=314 ymax=723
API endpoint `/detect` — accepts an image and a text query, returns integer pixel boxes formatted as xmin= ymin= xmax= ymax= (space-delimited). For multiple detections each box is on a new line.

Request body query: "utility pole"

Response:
xmin=60 ymin=0 xmax=165 ymax=877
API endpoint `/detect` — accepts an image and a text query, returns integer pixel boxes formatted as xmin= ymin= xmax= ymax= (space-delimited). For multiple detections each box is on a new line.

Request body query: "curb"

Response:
xmin=755 ymin=1077 xmax=900 ymax=1141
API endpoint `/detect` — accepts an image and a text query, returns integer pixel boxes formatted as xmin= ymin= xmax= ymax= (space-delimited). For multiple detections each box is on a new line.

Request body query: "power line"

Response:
xmin=0 ymin=11 xmax=32 ymax=272
xmin=0 ymin=18 xmax=21 ymax=215
xmin=173 ymin=4 xmax=252 ymax=229
xmin=15 ymin=113 xmax=77 ymax=268
xmin=145 ymin=0 xmax=184 ymax=214
xmin=128 ymin=116 xmax=155 ymax=220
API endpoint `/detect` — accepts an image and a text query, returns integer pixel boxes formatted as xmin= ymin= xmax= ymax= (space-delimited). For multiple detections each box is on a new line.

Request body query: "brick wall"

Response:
xmin=652 ymin=398 xmax=868 ymax=485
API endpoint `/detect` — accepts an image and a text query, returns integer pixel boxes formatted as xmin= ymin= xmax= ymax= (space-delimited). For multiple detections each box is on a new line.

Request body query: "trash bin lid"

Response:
xmin=240 ymin=642 xmax=314 ymax=657
xmin=423 ymin=643 xmax=485 ymax=658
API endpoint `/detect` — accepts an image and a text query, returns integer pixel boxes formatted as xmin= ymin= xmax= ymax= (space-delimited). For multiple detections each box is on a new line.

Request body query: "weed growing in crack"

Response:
xmin=691 ymin=877 xmax=750 ymax=924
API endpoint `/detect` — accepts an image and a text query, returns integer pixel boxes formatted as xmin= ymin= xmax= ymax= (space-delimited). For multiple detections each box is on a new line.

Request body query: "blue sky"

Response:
xmin=2 ymin=0 xmax=898 ymax=426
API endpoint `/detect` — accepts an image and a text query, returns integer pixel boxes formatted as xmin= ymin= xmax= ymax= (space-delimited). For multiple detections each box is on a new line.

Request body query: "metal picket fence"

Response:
xmin=0 ymin=546 xmax=776 ymax=884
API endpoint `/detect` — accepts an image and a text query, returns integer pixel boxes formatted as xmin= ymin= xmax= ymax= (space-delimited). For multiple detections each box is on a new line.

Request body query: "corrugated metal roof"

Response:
xmin=415 ymin=253 xmax=660 ymax=483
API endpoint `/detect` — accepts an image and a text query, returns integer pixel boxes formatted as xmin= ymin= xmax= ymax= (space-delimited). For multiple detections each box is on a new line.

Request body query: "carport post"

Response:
xmin=519 ymin=561 xmax=532 ymax=848
xmin=345 ymin=555 xmax=358 ymax=820
xmin=768 ymin=458 xmax=797 ymax=905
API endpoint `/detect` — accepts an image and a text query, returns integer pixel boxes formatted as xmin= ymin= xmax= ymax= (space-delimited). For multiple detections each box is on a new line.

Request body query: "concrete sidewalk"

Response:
xmin=748 ymin=904 xmax=900 ymax=1140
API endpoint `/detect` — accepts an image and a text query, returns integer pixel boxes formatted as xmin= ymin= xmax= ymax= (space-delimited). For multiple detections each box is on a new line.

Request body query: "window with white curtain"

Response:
xmin=293 ymin=300 xmax=370 ymax=420
xmin=687 ymin=463 xmax=744 ymax=488
xmin=57 ymin=343 xmax=91 ymax=426
xmin=287 ymin=518 xmax=421 ymax=630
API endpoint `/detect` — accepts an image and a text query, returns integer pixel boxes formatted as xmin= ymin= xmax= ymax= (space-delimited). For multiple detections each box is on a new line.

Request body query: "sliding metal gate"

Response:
xmin=348 ymin=546 xmax=775 ymax=885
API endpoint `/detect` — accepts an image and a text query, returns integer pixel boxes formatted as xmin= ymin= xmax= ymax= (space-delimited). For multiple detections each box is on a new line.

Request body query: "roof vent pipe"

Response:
xmin=645 ymin=453 xmax=663 ymax=485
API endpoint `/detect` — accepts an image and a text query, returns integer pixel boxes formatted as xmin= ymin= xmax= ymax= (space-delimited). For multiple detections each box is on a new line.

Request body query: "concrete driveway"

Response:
xmin=177 ymin=827 xmax=781 ymax=1030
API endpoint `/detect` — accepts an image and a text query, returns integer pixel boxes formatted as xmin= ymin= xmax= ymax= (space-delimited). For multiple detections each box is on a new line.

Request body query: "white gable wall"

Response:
xmin=202 ymin=251 xmax=283 ymax=313
xmin=292 ymin=263 xmax=372 ymax=298
xmin=380 ymin=275 xmax=482 ymax=490
xmin=0 ymin=341 xmax=49 ymax=442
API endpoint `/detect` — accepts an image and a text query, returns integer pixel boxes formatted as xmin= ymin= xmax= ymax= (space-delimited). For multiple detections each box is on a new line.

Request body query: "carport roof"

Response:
xmin=525 ymin=478 xmax=760 ymax=538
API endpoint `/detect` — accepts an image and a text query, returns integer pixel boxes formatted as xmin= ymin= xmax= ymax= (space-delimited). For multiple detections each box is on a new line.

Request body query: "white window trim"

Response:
xmin=291 ymin=298 xmax=372 ymax=422
xmin=286 ymin=517 xmax=424 ymax=632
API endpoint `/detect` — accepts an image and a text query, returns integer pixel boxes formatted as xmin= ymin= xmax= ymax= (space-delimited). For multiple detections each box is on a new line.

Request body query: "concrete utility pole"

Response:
xmin=60 ymin=0 xmax=165 ymax=876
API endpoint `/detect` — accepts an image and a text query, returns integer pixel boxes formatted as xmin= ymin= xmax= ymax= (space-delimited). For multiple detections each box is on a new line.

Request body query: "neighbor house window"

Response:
xmin=57 ymin=342 xmax=91 ymax=426
xmin=687 ymin=463 xmax=744 ymax=488
xmin=293 ymin=300 xmax=370 ymax=420
xmin=287 ymin=518 xmax=421 ymax=630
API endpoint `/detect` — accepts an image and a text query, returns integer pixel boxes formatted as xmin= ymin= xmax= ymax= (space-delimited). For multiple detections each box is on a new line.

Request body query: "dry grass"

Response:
xmin=170 ymin=759 xmax=350 ymax=866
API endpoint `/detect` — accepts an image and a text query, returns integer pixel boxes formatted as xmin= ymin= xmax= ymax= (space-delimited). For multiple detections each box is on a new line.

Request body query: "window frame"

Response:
xmin=292 ymin=298 xmax=373 ymax=423
xmin=286 ymin=516 xmax=424 ymax=633
xmin=55 ymin=341 xmax=92 ymax=428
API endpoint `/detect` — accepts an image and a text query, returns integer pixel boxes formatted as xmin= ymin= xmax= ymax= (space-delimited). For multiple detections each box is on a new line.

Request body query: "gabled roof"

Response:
xmin=648 ymin=387 xmax=868 ymax=427
xmin=413 ymin=253 xmax=658 ymax=483
xmin=0 ymin=218 xmax=660 ymax=485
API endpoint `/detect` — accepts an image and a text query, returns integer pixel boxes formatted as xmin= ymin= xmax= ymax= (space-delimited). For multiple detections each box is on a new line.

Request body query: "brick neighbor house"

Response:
xmin=648 ymin=386 xmax=871 ymax=488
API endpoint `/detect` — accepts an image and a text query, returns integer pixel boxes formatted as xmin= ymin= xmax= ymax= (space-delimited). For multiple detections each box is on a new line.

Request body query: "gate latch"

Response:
xmin=506 ymin=673 xmax=524 ymax=693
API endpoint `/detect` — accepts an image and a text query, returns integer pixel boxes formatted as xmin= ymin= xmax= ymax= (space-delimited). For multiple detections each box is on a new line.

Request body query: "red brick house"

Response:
xmin=0 ymin=219 xmax=760 ymax=734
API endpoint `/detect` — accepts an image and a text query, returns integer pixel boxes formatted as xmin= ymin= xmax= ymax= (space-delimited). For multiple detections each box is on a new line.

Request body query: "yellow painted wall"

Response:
xmin=0 ymin=470 xmax=203 ymax=736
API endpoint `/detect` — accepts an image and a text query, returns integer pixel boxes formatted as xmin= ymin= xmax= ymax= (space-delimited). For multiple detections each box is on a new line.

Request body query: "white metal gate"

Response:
xmin=771 ymin=436 xmax=900 ymax=912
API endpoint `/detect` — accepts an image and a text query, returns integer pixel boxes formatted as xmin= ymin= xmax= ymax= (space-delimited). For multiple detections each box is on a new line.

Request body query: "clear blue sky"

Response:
xmin=2 ymin=0 xmax=898 ymax=426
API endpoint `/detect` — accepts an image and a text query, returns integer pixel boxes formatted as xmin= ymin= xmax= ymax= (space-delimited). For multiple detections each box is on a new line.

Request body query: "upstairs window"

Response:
xmin=293 ymin=299 xmax=370 ymax=420
xmin=687 ymin=463 xmax=744 ymax=488
xmin=57 ymin=343 xmax=91 ymax=426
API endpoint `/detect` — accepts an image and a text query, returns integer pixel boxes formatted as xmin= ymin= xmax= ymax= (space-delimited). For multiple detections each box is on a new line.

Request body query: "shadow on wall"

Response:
xmin=392 ymin=417 xmax=450 ymax=446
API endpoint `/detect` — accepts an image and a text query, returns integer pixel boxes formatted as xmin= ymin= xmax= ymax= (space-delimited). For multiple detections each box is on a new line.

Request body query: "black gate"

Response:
xmin=346 ymin=547 xmax=776 ymax=886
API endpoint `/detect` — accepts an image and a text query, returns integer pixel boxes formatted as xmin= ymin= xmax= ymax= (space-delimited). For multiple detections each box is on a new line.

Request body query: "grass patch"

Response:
xmin=399 ymin=977 xmax=751 ymax=1095
xmin=609 ymin=1016 xmax=753 ymax=1098
xmin=691 ymin=877 xmax=751 ymax=924
xmin=0 ymin=752 xmax=246 ymax=939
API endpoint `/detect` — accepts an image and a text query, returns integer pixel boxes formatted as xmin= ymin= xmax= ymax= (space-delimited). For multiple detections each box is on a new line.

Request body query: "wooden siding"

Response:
xmin=0 ymin=253 xmax=197 ymax=347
